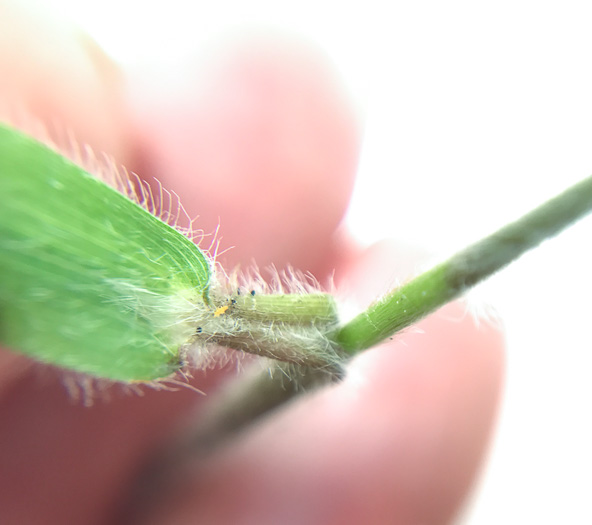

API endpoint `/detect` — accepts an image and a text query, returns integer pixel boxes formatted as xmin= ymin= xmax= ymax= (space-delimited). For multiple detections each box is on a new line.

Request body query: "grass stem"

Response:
xmin=334 ymin=175 xmax=592 ymax=353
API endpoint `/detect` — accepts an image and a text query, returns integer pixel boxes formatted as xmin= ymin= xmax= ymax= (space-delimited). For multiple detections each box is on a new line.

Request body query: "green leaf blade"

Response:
xmin=0 ymin=124 xmax=211 ymax=381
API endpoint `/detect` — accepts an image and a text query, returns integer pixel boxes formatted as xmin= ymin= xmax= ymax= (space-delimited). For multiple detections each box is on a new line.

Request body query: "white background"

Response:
xmin=27 ymin=0 xmax=592 ymax=522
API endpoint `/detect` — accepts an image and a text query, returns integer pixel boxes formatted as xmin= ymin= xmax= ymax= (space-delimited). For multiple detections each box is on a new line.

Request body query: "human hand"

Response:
xmin=0 ymin=4 xmax=504 ymax=524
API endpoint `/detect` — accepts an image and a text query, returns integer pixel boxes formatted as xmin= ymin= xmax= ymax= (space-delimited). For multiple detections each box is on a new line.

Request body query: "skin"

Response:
xmin=0 ymin=4 xmax=504 ymax=524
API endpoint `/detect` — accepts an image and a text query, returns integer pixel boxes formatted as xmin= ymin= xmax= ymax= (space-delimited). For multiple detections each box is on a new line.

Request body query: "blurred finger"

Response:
xmin=0 ymin=0 xmax=132 ymax=162
xmin=134 ymin=244 xmax=505 ymax=525
xmin=130 ymin=32 xmax=361 ymax=274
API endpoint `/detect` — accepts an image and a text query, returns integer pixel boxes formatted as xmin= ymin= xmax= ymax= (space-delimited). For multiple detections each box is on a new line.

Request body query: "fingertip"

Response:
xmin=130 ymin=31 xmax=362 ymax=272
xmin=142 ymin=303 xmax=503 ymax=525
xmin=339 ymin=304 xmax=505 ymax=522
xmin=0 ymin=1 xmax=132 ymax=163
xmin=140 ymin=232 xmax=504 ymax=524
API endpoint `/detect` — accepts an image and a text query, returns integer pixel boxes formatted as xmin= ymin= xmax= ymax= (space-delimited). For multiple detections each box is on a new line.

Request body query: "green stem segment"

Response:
xmin=335 ymin=175 xmax=592 ymax=354
xmin=231 ymin=292 xmax=338 ymax=325
xmin=199 ymin=290 xmax=343 ymax=370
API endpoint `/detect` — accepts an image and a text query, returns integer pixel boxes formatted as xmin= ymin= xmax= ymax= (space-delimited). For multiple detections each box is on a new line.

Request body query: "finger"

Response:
xmin=129 ymin=33 xmax=361 ymax=274
xmin=0 ymin=0 xmax=133 ymax=163
xmin=139 ymin=244 xmax=504 ymax=525
xmin=0 ymin=364 xmax=232 ymax=525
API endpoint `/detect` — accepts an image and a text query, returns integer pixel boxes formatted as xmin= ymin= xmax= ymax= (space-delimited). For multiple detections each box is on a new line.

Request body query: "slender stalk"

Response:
xmin=334 ymin=174 xmax=592 ymax=353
